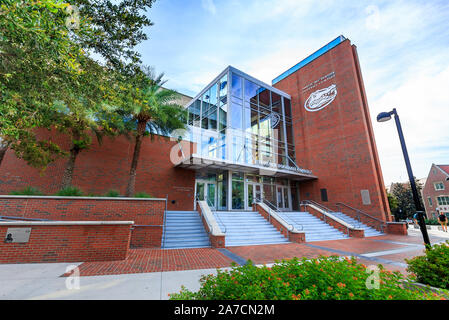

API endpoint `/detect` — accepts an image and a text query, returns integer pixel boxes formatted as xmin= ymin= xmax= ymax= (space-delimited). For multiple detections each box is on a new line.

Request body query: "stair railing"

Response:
xmin=335 ymin=202 xmax=386 ymax=233
xmin=300 ymin=200 xmax=362 ymax=231
xmin=261 ymin=198 xmax=301 ymax=233
xmin=162 ymin=194 xmax=168 ymax=248
xmin=206 ymin=197 xmax=226 ymax=234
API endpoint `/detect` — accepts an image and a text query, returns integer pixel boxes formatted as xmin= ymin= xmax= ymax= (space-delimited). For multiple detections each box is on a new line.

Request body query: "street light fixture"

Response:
xmin=377 ymin=108 xmax=431 ymax=246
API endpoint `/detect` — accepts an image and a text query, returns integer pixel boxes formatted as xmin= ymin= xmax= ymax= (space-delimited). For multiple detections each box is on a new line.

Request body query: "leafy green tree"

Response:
xmin=387 ymin=190 xmax=399 ymax=220
xmin=119 ymin=68 xmax=187 ymax=197
xmin=390 ymin=178 xmax=424 ymax=219
xmin=1 ymin=0 xmax=157 ymax=172
xmin=70 ymin=0 xmax=156 ymax=75
xmin=0 ymin=0 xmax=84 ymax=169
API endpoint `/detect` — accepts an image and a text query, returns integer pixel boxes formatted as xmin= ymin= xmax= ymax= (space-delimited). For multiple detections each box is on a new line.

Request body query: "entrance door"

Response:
xmin=276 ymin=186 xmax=290 ymax=211
xmin=195 ymin=180 xmax=217 ymax=210
xmin=246 ymin=182 xmax=263 ymax=210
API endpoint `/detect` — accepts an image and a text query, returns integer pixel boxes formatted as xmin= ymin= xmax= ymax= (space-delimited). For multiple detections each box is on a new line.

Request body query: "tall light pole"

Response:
xmin=377 ymin=108 xmax=430 ymax=246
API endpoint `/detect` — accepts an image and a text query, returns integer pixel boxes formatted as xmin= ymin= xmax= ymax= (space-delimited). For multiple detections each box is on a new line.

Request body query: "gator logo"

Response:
xmin=304 ymin=84 xmax=337 ymax=112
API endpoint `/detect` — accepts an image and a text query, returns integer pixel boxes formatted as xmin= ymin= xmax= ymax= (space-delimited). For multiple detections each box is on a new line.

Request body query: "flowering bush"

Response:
xmin=406 ymin=241 xmax=449 ymax=290
xmin=169 ymin=256 xmax=444 ymax=300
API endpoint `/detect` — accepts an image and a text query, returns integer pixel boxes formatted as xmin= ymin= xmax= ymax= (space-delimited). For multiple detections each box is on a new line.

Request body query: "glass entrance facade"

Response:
xmin=185 ymin=66 xmax=309 ymax=211
xmin=185 ymin=66 xmax=296 ymax=170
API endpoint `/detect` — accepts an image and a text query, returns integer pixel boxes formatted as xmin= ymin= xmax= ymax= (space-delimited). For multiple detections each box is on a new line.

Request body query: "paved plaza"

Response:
xmin=0 ymin=231 xmax=448 ymax=300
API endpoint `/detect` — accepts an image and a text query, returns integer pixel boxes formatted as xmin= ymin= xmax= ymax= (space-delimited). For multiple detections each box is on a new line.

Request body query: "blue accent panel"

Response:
xmin=272 ymin=36 xmax=346 ymax=85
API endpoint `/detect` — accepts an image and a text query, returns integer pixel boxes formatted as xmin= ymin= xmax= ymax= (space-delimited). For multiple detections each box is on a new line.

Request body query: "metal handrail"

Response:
xmin=300 ymin=200 xmax=362 ymax=230
xmin=162 ymin=195 xmax=168 ymax=248
xmin=335 ymin=202 xmax=386 ymax=233
xmin=261 ymin=198 xmax=300 ymax=233
xmin=206 ymin=197 xmax=226 ymax=234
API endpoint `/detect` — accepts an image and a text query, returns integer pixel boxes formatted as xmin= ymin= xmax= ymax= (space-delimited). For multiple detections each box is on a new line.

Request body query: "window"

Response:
xmin=231 ymin=73 xmax=242 ymax=98
xmin=428 ymin=197 xmax=433 ymax=207
xmin=437 ymin=196 xmax=449 ymax=206
xmin=434 ymin=182 xmax=445 ymax=191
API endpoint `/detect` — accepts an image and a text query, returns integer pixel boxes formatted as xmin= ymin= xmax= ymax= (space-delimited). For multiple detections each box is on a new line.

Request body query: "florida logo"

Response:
xmin=304 ymin=84 xmax=337 ymax=112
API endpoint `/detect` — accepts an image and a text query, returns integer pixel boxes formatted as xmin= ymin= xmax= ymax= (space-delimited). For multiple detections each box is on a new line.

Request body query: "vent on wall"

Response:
xmin=320 ymin=189 xmax=328 ymax=202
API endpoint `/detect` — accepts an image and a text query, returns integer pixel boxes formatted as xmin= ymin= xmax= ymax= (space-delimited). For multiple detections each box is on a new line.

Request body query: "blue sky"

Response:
xmin=138 ymin=0 xmax=449 ymax=185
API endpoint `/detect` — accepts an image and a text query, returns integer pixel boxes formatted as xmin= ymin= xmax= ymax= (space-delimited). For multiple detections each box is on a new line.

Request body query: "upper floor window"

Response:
xmin=437 ymin=196 xmax=449 ymax=206
xmin=434 ymin=182 xmax=445 ymax=191
xmin=428 ymin=197 xmax=433 ymax=207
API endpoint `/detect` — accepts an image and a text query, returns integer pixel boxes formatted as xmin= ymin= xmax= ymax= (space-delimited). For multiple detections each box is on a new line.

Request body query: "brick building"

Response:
xmin=422 ymin=164 xmax=449 ymax=219
xmin=0 ymin=36 xmax=395 ymax=251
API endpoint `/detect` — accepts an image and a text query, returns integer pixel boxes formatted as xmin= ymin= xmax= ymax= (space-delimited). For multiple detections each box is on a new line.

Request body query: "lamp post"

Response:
xmin=377 ymin=108 xmax=430 ymax=246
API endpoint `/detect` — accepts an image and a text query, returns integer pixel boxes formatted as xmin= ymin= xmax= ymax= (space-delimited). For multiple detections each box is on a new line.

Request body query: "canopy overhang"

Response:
xmin=175 ymin=154 xmax=317 ymax=181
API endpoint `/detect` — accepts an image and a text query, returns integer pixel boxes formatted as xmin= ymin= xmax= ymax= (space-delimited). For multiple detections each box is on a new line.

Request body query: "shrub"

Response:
xmin=169 ymin=256 xmax=445 ymax=300
xmin=406 ymin=241 xmax=449 ymax=290
xmin=56 ymin=186 xmax=84 ymax=197
xmin=9 ymin=186 xmax=43 ymax=196
xmin=133 ymin=192 xmax=152 ymax=198
xmin=424 ymin=219 xmax=440 ymax=226
xmin=105 ymin=189 xmax=120 ymax=197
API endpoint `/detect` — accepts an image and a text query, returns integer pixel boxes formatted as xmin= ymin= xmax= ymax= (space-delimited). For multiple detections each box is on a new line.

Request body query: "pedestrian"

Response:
xmin=438 ymin=210 xmax=448 ymax=232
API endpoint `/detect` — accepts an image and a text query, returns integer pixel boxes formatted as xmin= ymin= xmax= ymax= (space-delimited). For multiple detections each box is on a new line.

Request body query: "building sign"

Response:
xmin=4 ymin=228 xmax=31 ymax=243
xmin=304 ymin=84 xmax=338 ymax=112
xmin=302 ymin=71 xmax=338 ymax=112
xmin=255 ymin=160 xmax=313 ymax=175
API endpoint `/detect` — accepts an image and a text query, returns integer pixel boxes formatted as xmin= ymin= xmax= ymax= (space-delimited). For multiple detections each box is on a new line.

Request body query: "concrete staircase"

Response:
xmin=162 ymin=211 xmax=210 ymax=249
xmin=213 ymin=211 xmax=289 ymax=247
xmin=330 ymin=212 xmax=384 ymax=237
xmin=277 ymin=211 xmax=349 ymax=242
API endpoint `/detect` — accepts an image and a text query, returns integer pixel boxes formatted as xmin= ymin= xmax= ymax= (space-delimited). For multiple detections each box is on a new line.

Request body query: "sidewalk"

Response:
xmin=0 ymin=232 xmax=447 ymax=300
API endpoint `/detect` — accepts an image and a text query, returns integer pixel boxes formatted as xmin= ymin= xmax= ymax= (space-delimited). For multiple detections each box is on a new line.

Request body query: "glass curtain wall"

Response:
xmin=186 ymin=67 xmax=295 ymax=167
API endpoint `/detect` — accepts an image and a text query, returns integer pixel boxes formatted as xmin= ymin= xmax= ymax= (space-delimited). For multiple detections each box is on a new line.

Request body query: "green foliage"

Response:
xmin=424 ymin=219 xmax=440 ymax=226
xmin=105 ymin=189 xmax=120 ymax=197
xmin=133 ymin=192 xmax=152 ymax=198
xmin=390 ymin=178 xmax=424 ymax=219
xmin=0 ymin=0 xmax=82 ymax=169
xmin=9 ymin=187 xmax=43 ymax=196
xmin=170 ymin=256 xmax=444 ymax=300
xmin=56 ymin=186 xmax=84 ymax=197
xmin=406 ymin=241 xmax=449 ymax=290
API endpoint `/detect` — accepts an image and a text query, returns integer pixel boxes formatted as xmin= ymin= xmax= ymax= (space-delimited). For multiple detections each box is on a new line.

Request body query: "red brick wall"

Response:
xmin=130 ymin=225 xmax=162 ymax=248
xmin=0 ymin=131 xmax=196 ymax=211
xmin=422 ymin=164 xmax=449 ymax=218
xmin=0 ymin=196 xmax=165 ymax=248
xmin=274 ymin=39 xmax=391 ymax=222
xmin=0 ymin=222 xmax=131 ymax=264
xmin=0 ymin=196 xmax=165 ymax=225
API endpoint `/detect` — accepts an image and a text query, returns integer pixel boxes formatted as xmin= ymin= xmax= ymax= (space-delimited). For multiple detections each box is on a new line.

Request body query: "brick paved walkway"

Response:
xmin=67 ymin=248 xmax=234 ymax=277
xmin=67 ymin=233 xmax=448 ymax=277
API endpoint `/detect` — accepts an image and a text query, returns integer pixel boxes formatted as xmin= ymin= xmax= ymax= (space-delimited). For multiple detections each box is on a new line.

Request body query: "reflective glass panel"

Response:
xmin=231 ymin=73 xmax=242 ymax=98
xmin=244 ymin=79 xmax=259 ymax=104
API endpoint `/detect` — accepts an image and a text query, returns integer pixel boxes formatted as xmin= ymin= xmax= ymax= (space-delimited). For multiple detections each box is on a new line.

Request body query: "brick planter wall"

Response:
xmin=0 ymin=221 xmax=132 ymax=264
xmin=197 ymin=203 xmax=225 ymax=248
xmin=386 ymin=222 xmax=408 ymax=235
xmin=0 ymin=196 xmax=166 ymax=248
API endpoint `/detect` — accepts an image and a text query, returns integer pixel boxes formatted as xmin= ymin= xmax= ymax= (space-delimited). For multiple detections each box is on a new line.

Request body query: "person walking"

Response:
xmin=438 ymin=210 xmax=448 ymax=232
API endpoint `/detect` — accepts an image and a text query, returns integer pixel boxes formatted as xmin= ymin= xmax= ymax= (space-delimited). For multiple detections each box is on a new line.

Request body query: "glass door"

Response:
xmin=195 ymin=180 xmax=217 ymax=210
xmin=246 ymin=182 xmax=263 ymax=210
xmin=276 ymin=186 xmax=290 ymax=211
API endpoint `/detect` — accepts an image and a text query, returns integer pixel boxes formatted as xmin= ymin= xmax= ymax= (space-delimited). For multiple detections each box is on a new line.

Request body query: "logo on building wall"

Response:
xmin=304 ymin=84 xmax=338 ymax=112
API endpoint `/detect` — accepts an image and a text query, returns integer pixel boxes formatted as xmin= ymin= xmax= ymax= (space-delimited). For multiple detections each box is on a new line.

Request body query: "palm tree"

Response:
xmin=123 ymin=68 xmax=187 ymax=197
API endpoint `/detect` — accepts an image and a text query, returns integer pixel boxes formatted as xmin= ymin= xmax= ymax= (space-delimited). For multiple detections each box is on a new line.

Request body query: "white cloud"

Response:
xmin=201 ymin=0 xmax=216 ymax=15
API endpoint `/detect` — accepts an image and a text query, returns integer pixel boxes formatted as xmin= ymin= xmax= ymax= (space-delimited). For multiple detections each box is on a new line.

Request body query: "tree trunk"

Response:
xmin=61 ymin=139 xmax=81 ymax=190
xmin=0 ymin=143 xmax=9 ymax=168
xmin=126 ymin=121 xmax=147 ymax=197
